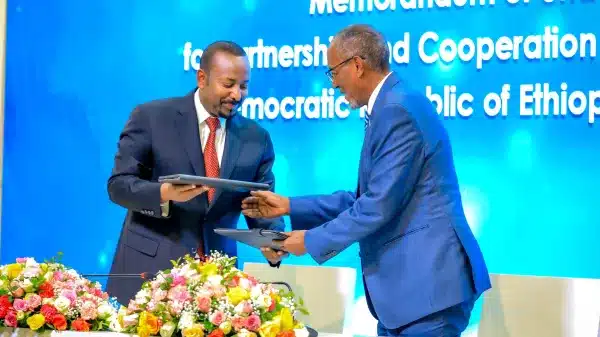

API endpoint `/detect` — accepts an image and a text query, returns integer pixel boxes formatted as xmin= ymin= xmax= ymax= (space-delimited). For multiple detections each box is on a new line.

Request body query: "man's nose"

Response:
xmin=230 ymin=88 xmax=241 ymax=101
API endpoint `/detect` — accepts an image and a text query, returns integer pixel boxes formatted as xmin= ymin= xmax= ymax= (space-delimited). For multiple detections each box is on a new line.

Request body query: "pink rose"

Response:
xmin=168 ymin=300 xmax=184 ymax=315
xmin=53 ymin=271 xmax=64 ymax=281
xmin=61 ymin=289 xmax=76 ymax=302
xmin=5 ymin=310 xmax=17 ymax=327
xmin=153 ymin=289 xmax=168 ymax=302
xmin=80 ymin=301 xmax=98 ymax=320
xmin=168 ymin=286 xmax=190 ymax=303
xmin=16 ymin=258 xmax=27 ymax=263
xmin=231 ymin=316 xmax=245 ymax=331
xmin=196 ymin=296 xmax=211 ymax=313
xmin=172 ymin=275 xmax=186 ymax=286
xmin=127 ymin=300 xmax=139 ymax=313
xmin=13 ymin=299 xmax=28 ymax=311
xmin=26 ymin=294 xmax=42 ymax=309
xmin=242 ymin=301 xmax=253 ymax=314
xmin=209 ymin=311 xmax=224 ymax=326
xmin=245 ymin=314 xmax=261 ymax=331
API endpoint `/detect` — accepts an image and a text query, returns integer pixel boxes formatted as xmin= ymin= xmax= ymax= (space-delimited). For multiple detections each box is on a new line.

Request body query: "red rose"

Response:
xmin=4 ymin=310 xmax=17 ymax=327
xmin=39 ymin=282 xmax=54 ymax=298
xmin=208 ymin=329 xmax=225 ymax=337
xmin=0 ymin=295 xmax=10 ymax=306
xmin=52 ymin=314 xmax=68 ymax=331
xmin=40 ymin=304 xmax=58 ymax=321
xmin=71 ymin=318 xmax=91 ymax=332
xmin=0 ymin=305 xmax=9 ymax=319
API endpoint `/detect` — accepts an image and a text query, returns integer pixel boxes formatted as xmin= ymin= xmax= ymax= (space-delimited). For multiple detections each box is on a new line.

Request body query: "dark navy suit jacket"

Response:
xmin=106 ymin=90 xmax=284 ymax=305
xmin=289 ymin=73 xmax=491 ymax=328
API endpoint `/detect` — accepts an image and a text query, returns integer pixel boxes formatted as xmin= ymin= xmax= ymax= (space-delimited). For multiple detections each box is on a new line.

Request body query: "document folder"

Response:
xmin=158 ymin=174 xmax=270 ymax=192
xmin=214 ymin=228 xmax=289 ymax=251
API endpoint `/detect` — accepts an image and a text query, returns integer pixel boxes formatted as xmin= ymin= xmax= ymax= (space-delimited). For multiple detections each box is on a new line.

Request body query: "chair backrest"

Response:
xmin=478 ymin=273 xmax=600 ymax=337
xmin=243 ymin=262 xmax=356 ymax=334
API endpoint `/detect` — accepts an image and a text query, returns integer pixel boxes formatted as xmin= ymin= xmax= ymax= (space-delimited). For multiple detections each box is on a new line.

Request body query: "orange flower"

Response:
xmin=276 ymin=330 xmax=295 ymax=337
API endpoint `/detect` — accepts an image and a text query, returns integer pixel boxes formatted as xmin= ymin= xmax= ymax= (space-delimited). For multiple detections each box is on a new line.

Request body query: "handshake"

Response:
xmin=159 ymin=182 xmax=305 ymax=265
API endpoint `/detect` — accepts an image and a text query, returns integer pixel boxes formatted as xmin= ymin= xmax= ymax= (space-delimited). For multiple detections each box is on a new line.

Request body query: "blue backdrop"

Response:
xmin=2 ymin=0 xmax=599 ymax=334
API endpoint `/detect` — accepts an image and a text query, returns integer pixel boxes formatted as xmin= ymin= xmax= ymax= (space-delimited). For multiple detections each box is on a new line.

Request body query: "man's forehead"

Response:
xmin=327 ymin=47 xmax=341 ymax=66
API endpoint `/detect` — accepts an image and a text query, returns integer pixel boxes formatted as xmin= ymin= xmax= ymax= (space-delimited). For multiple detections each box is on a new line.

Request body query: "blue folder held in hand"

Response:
xmin=214 ymin=228 xmax=289 ymax=251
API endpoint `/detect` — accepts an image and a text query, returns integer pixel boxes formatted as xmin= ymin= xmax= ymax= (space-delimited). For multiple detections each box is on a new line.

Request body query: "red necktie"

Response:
xmin=204 ymin=117 xmax=221 ymax=203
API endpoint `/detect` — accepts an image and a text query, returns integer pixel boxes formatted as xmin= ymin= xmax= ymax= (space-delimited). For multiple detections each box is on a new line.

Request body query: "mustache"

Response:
xmin=221 ymin=99 xmax=240 ymax=105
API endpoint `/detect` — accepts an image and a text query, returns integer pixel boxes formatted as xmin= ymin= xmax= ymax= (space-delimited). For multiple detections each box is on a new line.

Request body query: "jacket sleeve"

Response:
xmin=107 ymin=106 xmax=165 ymax=218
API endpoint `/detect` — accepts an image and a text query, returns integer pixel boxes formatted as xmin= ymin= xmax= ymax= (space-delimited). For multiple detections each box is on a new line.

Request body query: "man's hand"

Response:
xmin=260 ymin=247 xmax=289 ymax=264
xmin=278 ymin=231 xmax=307 ymax=256
xmin=160 ymin=183 xmax=208 ymax=203
xmin=241 ymin=191 xmax=290 ymax=219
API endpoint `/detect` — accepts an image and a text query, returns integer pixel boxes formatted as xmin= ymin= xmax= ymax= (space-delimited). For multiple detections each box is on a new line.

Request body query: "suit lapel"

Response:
xmin=208 ymin=115 xmax=243 ymax=209
xmin=357 ymin=72 xmax=402 ymax=196
xmin=176 ymin=89 xmax=206 ymax=177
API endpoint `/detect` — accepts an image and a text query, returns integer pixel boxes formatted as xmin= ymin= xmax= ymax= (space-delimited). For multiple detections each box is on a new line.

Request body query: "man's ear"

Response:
xmin=354 ymin=56 xmax=365 ymax=78
xmin=196 ymin=69 xmax=208 ymax=89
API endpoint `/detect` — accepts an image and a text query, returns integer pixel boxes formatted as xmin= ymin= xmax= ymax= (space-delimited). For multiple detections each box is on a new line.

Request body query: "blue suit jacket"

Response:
xmin=106 ymin=90 xmax=283 ymax=305
xmin=289 ymin=73 xmax=491 ymax=328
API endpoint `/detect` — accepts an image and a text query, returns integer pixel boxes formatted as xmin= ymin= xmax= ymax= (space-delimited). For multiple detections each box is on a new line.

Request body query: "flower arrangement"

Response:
xmin=0 ymin=255 xmax=118 ymax=331
xmin=117 ymin=252 xmax=310 ymax=337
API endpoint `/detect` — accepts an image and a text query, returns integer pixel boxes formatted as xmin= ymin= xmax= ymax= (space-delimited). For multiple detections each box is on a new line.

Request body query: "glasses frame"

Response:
xmin=325 ymin=56 xmax=363 ymax=81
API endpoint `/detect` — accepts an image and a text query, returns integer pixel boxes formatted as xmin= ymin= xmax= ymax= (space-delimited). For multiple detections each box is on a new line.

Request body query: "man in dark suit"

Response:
xmin=242 ymin=25 xmax=491 ymax=336
xmin=106 ymin=41 xmax=284 ymax=306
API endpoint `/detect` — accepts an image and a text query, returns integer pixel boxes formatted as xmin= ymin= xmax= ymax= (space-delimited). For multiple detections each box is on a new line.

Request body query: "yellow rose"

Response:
xmin=182 ymin=323 xmax=205 ymax=337
xmin=138 ymin=325 xmax=151 ymax=337
xmin=227 ymin=287 xmax=250 ymax=305
xmin=201 ymin=263 xmax=218 ymax=276
xmin=26 ymin=314 xmax=46 ymax=330
xmin=144 ymin=312 xmax=160 ymax=334
xmin=219 ymin=321 xmax=232 ymax=335
xmin=6 ymin=264 xmax=22 ymax=279
xmin=258 ymin=321 xmax=281 ymax=337
xmin=278 ymin=308 xmax=294 ymax=331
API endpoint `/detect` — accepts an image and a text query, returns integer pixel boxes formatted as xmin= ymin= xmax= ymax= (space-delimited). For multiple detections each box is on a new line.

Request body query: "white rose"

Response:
xmin=54 ymin=296 xmax=71 ymax=313
xmin=255 ymin=294 xmax=272 ymax=309
xmin=238 ymin=278 xmax=252 ymax=290
xmin=25 ymin=258 xmax=38 ymax=268
xmin=160 ymin=321 xmax=176 ymax=337
xmin=207 ymin=275 xmax=223 ymax=286
xmin=250 ymin=285 xmax=263 ymax=299
xmin=22 ymin=279 xmax=34 ymax=292
xmin=98 ymin=303 xmax=114 ymax=319
xmin=122 ymin=314 xmax=139 ymax=328
xmin=135 ymin=289 xmax=150 ymax=304
xmin=109 ymin=318 xmax=122 ymax=332
xmin=178 ymin=311 xmax=195 ymax=329
xmin=44 ymin=272 xmax=53 ymax=281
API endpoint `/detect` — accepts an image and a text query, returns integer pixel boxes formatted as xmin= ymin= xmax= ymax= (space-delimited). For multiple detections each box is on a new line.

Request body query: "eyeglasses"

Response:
xmin=325 ymin=56 xmax=362 ymax=81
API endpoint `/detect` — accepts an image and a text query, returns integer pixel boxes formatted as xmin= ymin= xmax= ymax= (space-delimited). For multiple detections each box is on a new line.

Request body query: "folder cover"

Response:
xmin=214 ymin=228 xmax=289 ymax=251
xmin=158 ymin=174 xmax=270 ymax=191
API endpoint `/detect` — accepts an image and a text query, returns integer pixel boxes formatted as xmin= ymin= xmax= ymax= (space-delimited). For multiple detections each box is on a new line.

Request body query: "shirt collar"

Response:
xmin=194 ymin=89 xmax=227 ymax=127
xmin=367 ymin=71 xmax=392 ymax=115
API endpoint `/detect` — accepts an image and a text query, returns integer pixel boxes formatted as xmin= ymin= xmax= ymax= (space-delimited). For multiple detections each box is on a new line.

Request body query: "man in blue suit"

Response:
xmin=242 ymin=25 xmax=491 ymax=336
xmin=107 ymin=41 xmax=284 ymax=306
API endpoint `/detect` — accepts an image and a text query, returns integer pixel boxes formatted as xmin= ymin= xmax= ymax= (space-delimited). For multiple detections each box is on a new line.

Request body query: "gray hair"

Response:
xmin=331 ymin=24 xmax=389 ymax=73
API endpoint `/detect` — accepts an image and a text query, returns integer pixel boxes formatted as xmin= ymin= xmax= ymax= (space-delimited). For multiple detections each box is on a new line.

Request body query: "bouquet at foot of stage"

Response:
xmin=117 ymin=252 xmax=309 ymax=337
xmin=0 ymin=255 xmax=118 ymax=331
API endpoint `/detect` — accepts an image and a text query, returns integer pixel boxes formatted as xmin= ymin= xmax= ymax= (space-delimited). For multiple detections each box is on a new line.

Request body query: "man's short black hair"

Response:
xmin=200 ymin=41 xmax=247 ymax=74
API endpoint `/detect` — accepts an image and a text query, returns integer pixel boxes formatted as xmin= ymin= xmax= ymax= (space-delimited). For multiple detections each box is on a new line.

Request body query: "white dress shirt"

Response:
xmin=367 ymin=71 xmax=393 ymax=116
xmin=160 ymin=90 xmax=227 ymax=216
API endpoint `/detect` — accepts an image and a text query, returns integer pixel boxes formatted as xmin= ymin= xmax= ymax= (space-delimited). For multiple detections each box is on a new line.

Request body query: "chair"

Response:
xmin=477 ymin=273 xmax=600 ymax=337
xmin=243 ymin=262 xmax=356 ymax=334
